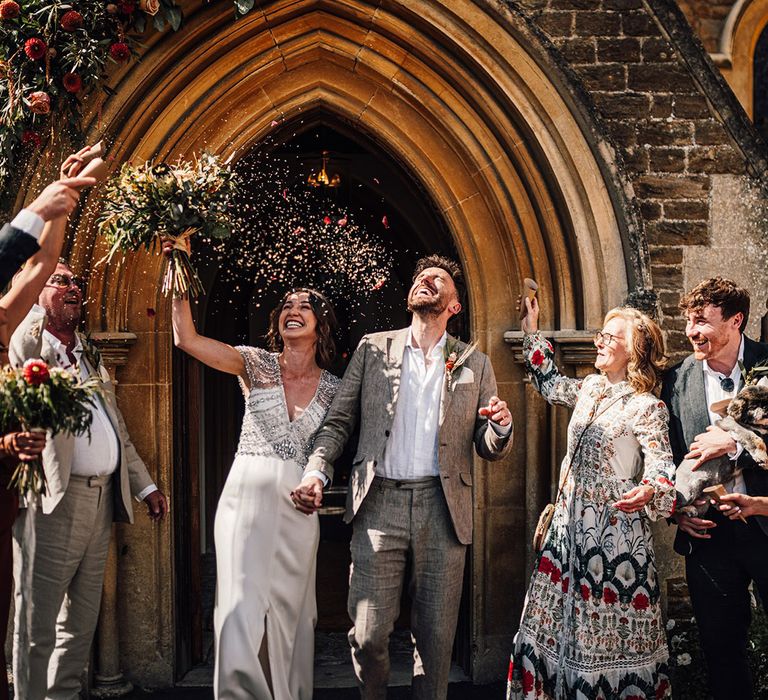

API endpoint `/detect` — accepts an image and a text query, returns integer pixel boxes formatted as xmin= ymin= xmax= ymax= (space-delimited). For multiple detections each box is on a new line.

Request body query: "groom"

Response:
xmin=293 ymin=255 xmax=513 ymax=699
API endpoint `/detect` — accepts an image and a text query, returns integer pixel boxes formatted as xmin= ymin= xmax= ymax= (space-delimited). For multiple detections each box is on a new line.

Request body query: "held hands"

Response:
xmin=674 ymin=498 xmax=716 ymax=539
xmin=144 ymin=490 xmax=169 ymax=522
xmin=519 ymin=295 xmax=539 ymax=334
xmin=612 ymin=484 xmax=654 ymax=513
xmin=712 ymin=492 xmax=768 ymax=520
xmin=478 ymin=396 xmax=512 ymax=427
xmin=684 ymin=425 xmax=737 ymax=470
xmin=26 ymin=178 xmax=96 ymax=222
xmin=291 ymin=476 xmax=324 ymax=515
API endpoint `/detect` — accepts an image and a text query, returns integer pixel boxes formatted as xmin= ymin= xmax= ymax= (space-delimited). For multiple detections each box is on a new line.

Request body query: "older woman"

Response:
xmin=169 ymin=268 xmax=340 ymax=699
xmin=507 ymin=297 xmax=675 ymax=700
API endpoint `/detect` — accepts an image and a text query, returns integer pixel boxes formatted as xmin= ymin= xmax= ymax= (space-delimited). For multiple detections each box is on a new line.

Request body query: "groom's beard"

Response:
xmin=407 ymin=295 xmax=447 ymax=317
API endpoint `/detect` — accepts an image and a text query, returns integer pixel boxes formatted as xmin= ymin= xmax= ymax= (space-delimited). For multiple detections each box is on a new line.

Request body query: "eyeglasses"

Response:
xmin=594 ymin=331 xmax=624 ymax=347
xmin=47 ymin=274 xmax=84 ymax=290
xmin=719 ymin=376 xmax=735 ymax=392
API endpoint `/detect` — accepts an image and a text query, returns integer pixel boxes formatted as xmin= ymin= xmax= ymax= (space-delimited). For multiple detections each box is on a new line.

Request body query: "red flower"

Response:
xmin=632 ymin=593 xmax=650 ymax=611
xmin=21 ymin=130 xmax=41 ymax=148
xmin=507 ymin=660 xmax=514 ymax=682
xmin=550 ymin=567 xmax=561 ymax=584
xmin=27 ymin=91 xmax=50 ymax=114
xmin=24 ymin=37 xmax=46 ymax=60
xmin=62 ymin=72 xmax=82 ymax=93
xmin=118 ymin=0 xmax=135 ymax=12
xmin=0 ymin=0 xmax=20 ymax=19
xmin=530 ymin=349 xmax=545 ymax=366
xmin=109 ymin=41 xmax=130 ymax=62
xmin=580 ymin=584 xmax=591 ymax=601
xmin=60 ymin=9 xmax=83 ymax=30
xmin=538 ymin=556 xmax=553 ymax=575
xmin=522 ymin=670 xmax=534 ymax=694
xmin=22 ymin=359 xmax=49 ymax=385
xmin=603 ymin=587 xmax=617 ymax=604
xmin=656 ymin=678 xmax=670 ymax=699
xmin=561 ymin=576 xmax=569 ymax=593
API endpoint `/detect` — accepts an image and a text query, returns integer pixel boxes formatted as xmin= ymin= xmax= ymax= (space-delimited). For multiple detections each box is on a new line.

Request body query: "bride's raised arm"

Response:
xmin=164 ymin=240 xmax=245 ymax=378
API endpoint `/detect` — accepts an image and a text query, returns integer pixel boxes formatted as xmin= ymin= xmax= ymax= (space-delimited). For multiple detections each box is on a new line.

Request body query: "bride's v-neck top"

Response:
xmin=234 ymin=346 xmax=340 ymax=464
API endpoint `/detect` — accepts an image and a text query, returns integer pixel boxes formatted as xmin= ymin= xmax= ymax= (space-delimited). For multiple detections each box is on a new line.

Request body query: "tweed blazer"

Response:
xmin=0 ymin=223 xmax=40 ymax=289
xmin=305 ymin=328 xmax=513 ymax=545
xmin=9 ymin=306 xmax=154 ymax=522
xmin=661 ymin=335 xmax=768 ymax=553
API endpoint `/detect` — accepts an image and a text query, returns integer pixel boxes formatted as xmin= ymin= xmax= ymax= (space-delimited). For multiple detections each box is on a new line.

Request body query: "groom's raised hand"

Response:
xmin=291 ymin=476 xmax=324 ymax=515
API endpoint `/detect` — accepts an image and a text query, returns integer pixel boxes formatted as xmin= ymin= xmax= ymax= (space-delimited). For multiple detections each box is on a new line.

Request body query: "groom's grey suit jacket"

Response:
xmin=9 ymin=307 xmax=154 ymax=522
xmin=305 ymin=328 xmax=513 ymax=545
xmin=661 ymin=334 xmax=768 ymax=554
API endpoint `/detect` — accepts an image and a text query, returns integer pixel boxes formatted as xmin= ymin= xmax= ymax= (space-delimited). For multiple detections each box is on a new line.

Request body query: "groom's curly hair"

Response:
xmin=412 ymin=254 xmax=466 ymax=308
xmin=266 ymin=288 xmax=338 ymax=370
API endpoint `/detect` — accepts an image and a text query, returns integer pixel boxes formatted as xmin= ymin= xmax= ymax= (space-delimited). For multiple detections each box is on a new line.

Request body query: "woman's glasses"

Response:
xmin=593 ymin=331 xmax=624 ymax=347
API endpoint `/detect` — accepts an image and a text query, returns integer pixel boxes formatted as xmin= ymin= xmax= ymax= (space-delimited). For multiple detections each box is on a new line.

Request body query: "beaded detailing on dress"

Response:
xmin=234 ymin=346 xmax=340 ymax=464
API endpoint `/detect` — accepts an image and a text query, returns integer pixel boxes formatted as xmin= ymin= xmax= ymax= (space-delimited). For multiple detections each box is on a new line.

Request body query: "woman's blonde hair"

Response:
xmin=603 ymin=307 xmax=667 ymax=394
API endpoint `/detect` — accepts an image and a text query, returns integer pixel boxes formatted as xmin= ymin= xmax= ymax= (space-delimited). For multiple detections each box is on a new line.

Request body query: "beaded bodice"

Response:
xmin=234 ymin=346 xmax=340 ymax=464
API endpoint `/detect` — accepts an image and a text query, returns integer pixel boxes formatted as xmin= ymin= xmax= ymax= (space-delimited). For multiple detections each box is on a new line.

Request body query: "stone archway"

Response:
xmin=61 ymin=0 xmax=644 ymax=685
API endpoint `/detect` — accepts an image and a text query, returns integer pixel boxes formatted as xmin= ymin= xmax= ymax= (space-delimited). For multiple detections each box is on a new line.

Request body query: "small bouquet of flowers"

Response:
xmin=97 ymin=152 xmax=239 ymax=297
xmin=0 ymin=359 xmax=101 ymax=497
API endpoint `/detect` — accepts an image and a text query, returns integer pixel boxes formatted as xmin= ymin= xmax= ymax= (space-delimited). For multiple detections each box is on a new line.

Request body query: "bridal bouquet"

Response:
xmin=97 ymin=152 xmax=239 ymax=297
xmin=0 ymin=359 xmax=101 ymax=497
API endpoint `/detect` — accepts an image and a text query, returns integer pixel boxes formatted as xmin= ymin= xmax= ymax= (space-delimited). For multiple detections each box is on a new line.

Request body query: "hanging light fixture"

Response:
xmin=307 ymin=150 xmax=341 ymax=188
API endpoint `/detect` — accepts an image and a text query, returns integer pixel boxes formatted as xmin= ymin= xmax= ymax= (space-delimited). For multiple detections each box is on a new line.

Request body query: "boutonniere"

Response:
xmin=444 ymin=338 xmax=478 ymax=390
xmin=80 ymin=333 xmax=103 ymax=374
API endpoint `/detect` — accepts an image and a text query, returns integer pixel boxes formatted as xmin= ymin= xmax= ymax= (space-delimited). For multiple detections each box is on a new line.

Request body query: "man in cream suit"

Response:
xmin=293 ymin=255 xmax=513 ymax=700
xmin=10 ymin=260 xmax=168 ymax=700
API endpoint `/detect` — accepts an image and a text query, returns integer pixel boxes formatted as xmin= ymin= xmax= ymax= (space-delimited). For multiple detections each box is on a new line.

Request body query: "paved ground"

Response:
xmin=122 ymin=682 xmax=507 ymax=699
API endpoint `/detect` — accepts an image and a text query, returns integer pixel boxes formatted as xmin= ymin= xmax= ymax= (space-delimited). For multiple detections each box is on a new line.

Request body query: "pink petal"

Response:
xmin=381 ymin=215 xmax=389 ymax=229
xmin=293 ymin=226 xmax=305 ymax=235
xmin=282 ymin=189 xmax=288 ymax=199
xmin=323 ymin=215 xmax=331 ymax=225
xmin=271 ymin=120 xmax=279 ymax=126
xmin=338 ymin=216 xmax=348 ymax=226
xmin=146 ymin=307 xmax=156 ymax=317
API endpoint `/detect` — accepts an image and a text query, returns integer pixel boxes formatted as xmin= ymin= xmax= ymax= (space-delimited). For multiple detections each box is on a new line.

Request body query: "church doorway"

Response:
xmin=173 ymin=116 xmax=471 ymax=683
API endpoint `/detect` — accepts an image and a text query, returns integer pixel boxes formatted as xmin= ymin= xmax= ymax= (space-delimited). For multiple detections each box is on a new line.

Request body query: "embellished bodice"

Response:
xmin=234 ymin=346 xmax=340 ymax=465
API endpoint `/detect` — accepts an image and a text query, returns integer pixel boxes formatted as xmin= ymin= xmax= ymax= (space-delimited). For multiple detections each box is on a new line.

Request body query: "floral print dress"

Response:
xmin=507 ymin=332 xmax=675 ymax=700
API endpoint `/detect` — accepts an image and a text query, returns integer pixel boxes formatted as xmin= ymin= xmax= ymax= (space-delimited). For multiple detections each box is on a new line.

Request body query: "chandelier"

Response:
xmin=307 ymin=150 xmax=341 ymax=188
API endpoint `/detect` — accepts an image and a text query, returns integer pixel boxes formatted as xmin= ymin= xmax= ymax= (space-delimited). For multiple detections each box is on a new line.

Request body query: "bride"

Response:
xmin=167 ymin=244 xmax=340 ymax=699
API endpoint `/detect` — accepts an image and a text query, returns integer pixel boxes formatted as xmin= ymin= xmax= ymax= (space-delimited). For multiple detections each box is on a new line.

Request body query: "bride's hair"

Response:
xmin=266 ymin=288 xmax=338 ymax=369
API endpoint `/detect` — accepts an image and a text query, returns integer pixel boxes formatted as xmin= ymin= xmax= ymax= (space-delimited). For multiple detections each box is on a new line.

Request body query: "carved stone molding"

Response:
xmin=87 ymin=332 xmax=137 ymax=370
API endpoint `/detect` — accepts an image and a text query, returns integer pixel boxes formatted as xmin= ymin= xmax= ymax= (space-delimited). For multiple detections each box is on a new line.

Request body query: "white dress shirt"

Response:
xmin=702 ymin=336 xmax=745 ymax=494
xmin=10 ymin=209 xmax=44 ymax=240
xmin=379 ymin=329 xmax=448 ymax=480
xmin=43 ymin=320 xmax=157 ymax=501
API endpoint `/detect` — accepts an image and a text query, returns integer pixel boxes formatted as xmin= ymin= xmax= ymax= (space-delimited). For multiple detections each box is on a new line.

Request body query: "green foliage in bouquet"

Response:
xmin=0 ymin=0 xmax=255 ymax=193
xmin=97 ymin=151 xmax=239 ymax=297
xmin=0 ymin=359 xmax=101 ymax=496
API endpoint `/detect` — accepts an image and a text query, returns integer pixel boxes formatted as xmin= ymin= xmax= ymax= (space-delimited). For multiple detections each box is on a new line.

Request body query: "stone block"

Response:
xmin=687 ymin=145 xmax=746 ymax=174
xmin=605 ymin=120 xmax=637 ymax=146
xmin=557 ymin=37 xmax=597 ymax=63
xmin=622 ymin=12 xmax=659 ymax=37
xmin=623 ymin=146 xmax=650 ymax=173
xmin=650 ymin=95 xmax=673 ymax=118
xmin=628 ymin=64 xmax=698 ymax=92
xmin=637 ymin=120 xmax=694 ymax=147
xmin=646 ymin=220 xmax=710 ymax=245
xmin=550 ymin=0 xmax=600 ymax=9
xmin=578 ymin=64 xmax=626 ymax=90
xmin=537 ymin=12 xmax=574 ymax=37
xmin=641 ymin=37 xmax=675 ymax=62
xmin=673 ymin=94 xmax=712 ymax=119
xmin=603 ymin=0 xmax=642 ymax=9
xmin=649 ymin=147 xmax=687 ymax=173
xmin=593 ymin=91 xmax=650 ymax=118
xmin=574 ymin=11 xmax=622 ymax=36
xmin=663 ymin=199 xmax=709 ymax=220
xmin=651 ymin=264 xmax=684 ymax=288
xmin=648 ymin=245 xmax=683 ymax=265
xmin=694 ymin=120 xmax=730 ymax=145
xmin=658 ymin=290 xmax=683 ymax=314
xmin=597 ymin=37 xmax=641 ymax=63
xmin=639 ymin=198 xmax=663 ymax=220
xmin=635 ymin=175 xmax=710 ymax=200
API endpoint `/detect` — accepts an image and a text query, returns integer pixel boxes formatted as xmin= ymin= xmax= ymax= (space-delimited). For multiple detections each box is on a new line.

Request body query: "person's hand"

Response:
xmin=290 ymin=476 xmax=323 ymax=515
xmin=1 ymin=430 xmax=46 ymax=462
xmin=674 ymin=499 xmax=716 ymax=538
xmin=684 ymin=425 xmax=737 ymax=470
xmin=60 ymin=146 xmax=92 ymax=179
xmin=144 ymin=490 xmax=168 ymax=522
xmin=26 ymin=177 xmax=97 ymax=221
xmin=612 ymin=484 xmax=654 ymax=513
xmin=715 ymin=492 xmax=768 ymax=519
xmin=478 ymin=396 xmax=511 ymax=428
xmin=161 ymin=237 xmax=190 ymax=258
xmin=520 ymin=295 xmax=539 ymax=334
